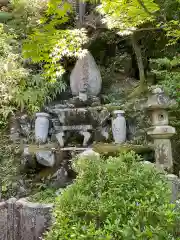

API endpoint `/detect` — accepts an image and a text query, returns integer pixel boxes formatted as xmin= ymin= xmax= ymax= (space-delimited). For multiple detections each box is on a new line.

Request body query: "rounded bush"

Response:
xmin=45 ymin=152 xmax=179 ymax=240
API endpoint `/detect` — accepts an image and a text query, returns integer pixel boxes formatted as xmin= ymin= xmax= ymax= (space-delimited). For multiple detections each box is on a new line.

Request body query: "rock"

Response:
xmin=36 ymin=151 xmax=55 ymax=167
xmin=55 ymin=189 xmax=63 ymax=196
xmin=166 ymin=174 xmax=179 ymax=203
xmin=94 ymin=126 xmax=110 ymax=142
xmin=21 ymin=147 xmax=37 ymax=170
xmin=126 ymin=118 xmax=137 ymax=141
xmin=70 ymin=51 xmax=102 ymax=96
xmin=18 ymin=186 xmax=27 ymax=196
xmin=10 ymin=131 xmax=20 ymax=143
xmin=18 ymin=180 xmax=24 ymax=186
xmin=78 ymin=149 xmax=100 ymax=160
xmin=51 ymin=167 xmax=69 ymax=188
xmin=19 ymin=114 xmax=32 ymax=137
xmin=143 ymin=161 xmax=155 ymax=166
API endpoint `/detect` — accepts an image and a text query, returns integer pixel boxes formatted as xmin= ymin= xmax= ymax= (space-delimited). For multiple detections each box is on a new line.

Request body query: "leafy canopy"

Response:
xmin=90 ymin=0 xmax=180 ymax=45
xmin=96 ymin=0 xmax=159 ymax=33
xmin=23 ymin=0 xmax=88 ymax=89
xmin=0 ymin=0 xmax=67 ymax=120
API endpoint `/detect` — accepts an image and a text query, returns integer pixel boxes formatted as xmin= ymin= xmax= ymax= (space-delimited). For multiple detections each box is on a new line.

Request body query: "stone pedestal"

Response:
xmin=147 ymin=125 xmax=175 ymax=170
xmin=154 ymin=138 xmax=173 ymax=170
xmin=146 ymin=87 xmax=176 ymax=171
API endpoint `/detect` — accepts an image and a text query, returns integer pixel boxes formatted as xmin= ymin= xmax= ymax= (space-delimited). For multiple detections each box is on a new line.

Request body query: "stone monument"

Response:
xmin=70 ymin=50 xmax=102 ymax=97
xmin=146 ymin=87 xmax=176 ymax=171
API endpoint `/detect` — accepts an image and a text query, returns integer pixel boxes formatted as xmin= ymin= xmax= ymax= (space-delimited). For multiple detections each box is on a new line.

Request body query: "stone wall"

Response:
xmin=0 ymin=198 xmax=53 ymax=240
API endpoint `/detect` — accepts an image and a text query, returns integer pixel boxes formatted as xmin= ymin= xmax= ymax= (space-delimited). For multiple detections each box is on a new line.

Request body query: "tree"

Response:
xmin=22 ymin=0 xmax=180 ymax=99
xmin=90 ymin=0 xmax=180 ymax=92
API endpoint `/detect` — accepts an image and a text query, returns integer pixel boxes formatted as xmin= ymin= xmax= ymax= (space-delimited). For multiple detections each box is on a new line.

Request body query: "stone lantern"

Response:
xmin=146 ymin=87 xmax=176 ymax=171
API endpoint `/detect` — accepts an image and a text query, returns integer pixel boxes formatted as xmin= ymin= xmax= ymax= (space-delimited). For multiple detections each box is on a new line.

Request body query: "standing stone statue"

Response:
xmin=70 ymin=50 xmax=102 ymax=96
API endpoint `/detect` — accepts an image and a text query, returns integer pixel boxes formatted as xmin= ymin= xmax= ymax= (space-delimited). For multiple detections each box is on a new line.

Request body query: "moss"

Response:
xmin=28 ymin=143 xmax=57 ymax=154
xmin=29 ymin=187 xmax=57 ymax=203
xmin=93 ymin=143 xmax=154 ymax=155
xmin=127 ymin=84 xmax=148 ymax=99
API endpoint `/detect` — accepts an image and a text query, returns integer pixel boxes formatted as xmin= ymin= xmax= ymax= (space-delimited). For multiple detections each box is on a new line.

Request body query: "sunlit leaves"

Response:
xmin=96 ymin=0 xmax=159 ymax=34
xmin=93 ymin=0 xmax=180 ymax=45
xmin=23 ymin=0 xmax=88 ymax=85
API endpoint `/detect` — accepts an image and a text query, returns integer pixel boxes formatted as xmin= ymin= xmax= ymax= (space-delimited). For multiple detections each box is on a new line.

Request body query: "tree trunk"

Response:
xmin=131 ymin=33 xmax=146 ymax=87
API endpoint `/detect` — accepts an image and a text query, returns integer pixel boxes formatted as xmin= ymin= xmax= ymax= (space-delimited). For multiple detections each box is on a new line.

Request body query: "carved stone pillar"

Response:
xmin=146 ymin=87 xmax=176 ymax=171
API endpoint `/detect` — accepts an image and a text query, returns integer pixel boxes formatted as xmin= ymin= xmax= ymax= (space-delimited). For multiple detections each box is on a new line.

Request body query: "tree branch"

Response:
xmin=84 ymin=22 xmax=162 ymax=32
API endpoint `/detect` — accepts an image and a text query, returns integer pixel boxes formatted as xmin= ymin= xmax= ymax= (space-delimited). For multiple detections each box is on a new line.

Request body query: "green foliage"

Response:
xmin=151 ymin=56 xmax=180 ymax=103
xmin=0 ymin=0 xmax=73 ymax=120
xmin=0 ymin=23 xmax=58 ymax=119
xmin=23 ymin=0 xmax=88 ymax=85
xmin=45 ymin=152 xmax=178 ymax=240
xmin=9 ymin=0 xmax=48 ymax=35
xmin=93 ymin=0 xmax=180 ymax=42
xmin=0 ymin=132 xmax=21 ymax=199
xmin=0 ymin=23 xmax=29 ymax=119
xmin=29 ymin=187 xmax=57 ymax=203
xmin=96 ymin=0 xmax=159 ymax=33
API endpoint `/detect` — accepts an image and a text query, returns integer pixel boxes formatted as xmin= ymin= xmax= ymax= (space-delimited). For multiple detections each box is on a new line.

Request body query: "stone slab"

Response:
xmin=55 ymin=125 xmax=92 ymax=131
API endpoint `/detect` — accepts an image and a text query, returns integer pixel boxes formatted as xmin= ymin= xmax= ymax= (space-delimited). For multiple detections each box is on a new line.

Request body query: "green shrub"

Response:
xmin=45 ymin=152 xmax=179 ymax=240
xmin=9 ymin=0 xmax=48 ymax=35
xmin=29 ymin=187 xmax=57 ymax=203
xmin=0 ymin=23 xmax=58 ymax=121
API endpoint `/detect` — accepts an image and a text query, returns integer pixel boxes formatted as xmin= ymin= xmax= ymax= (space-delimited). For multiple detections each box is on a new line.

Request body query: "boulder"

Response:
xmin=21 ymin=147 xmax=37 ymax=170
xmin=36 ymin=151 xmax=55 ymax=167
xmin=78 ymin=149 xmax=100 ymax=160
xmin=51 ymin=167 xmax=69 ymax=188
xmin=70 ymin=51 xmax=102 ymax=96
